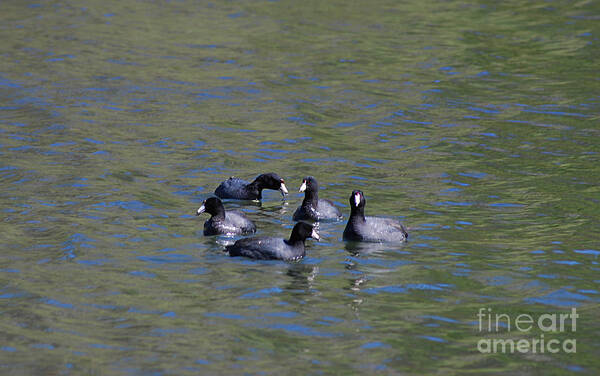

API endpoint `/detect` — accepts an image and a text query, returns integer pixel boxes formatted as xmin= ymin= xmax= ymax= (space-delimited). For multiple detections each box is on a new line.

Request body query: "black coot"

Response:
xmin=226 ymin=222 xmax=319 ymax=261
xmin=214 ymin=173 xmax=288 ymax=200
xmin=196 ymin=197 xmax=256 ymax=236
xmin=343 ymin=190 xmax=408 ymax=243
xmin=292 ymin=176 xmax=342 ymax=221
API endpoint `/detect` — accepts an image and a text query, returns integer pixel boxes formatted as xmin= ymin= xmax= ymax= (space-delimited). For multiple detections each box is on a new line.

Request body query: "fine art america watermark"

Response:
xmin=477 ymin=307 xmax=578 ymax=354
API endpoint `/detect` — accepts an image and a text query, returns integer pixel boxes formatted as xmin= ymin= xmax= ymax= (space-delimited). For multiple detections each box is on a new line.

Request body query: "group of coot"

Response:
xmin=196 ymin=173 xmax=408 ymax=261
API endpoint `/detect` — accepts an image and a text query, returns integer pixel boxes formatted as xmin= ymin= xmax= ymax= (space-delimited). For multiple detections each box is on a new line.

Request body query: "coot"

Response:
xmin=214 ymin=173 xmax=288 ymax=200
xmin=292 ymin=176 xmax=342 ymax=221
xmin=343 ymin=190 xmax=408 ymax=242
xmin=226 ymin=222 xmax=319 ymax=261
xmin=196 ymin=197 xmax=256 ymax=236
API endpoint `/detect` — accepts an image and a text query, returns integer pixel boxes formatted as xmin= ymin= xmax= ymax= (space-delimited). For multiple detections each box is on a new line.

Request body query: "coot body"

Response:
xmin=196 ymin=197 xmax=256 ymax=236
xmin=214 ymin=173 xmax=288 ymax=200
xmin=293 ymin=176 xmax=342 ymax=222
xmin=226 ymin=222 xmax=319 ymax=261
xmin=343 ymin=190 xmax=408 ymax=243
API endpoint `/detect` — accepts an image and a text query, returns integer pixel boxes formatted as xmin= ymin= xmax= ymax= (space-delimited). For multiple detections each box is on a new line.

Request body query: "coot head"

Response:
xmin=290 ymin=221 xmax=320 ymax=242
xmin=196 ymin=197 xmax=225 ymax=217
xmin=298 ymin=176 xmax=319 ymax=193
xmin=349 ymin=190 xmax=366 ymax=210
xmin=256 ymin=172 xmax=288 ymax=196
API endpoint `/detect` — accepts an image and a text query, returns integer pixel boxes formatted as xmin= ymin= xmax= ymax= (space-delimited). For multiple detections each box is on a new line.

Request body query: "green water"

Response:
xmin=1 ymin=0 xmax=599 ymax=374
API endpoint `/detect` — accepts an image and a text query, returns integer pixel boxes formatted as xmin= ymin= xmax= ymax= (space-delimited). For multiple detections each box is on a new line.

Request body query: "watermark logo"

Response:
xmin=476 ymin=307 xmax=578 ymax=354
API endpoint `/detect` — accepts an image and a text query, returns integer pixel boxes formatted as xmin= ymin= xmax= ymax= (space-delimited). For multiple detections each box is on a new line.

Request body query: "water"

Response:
xmin=1 ymin=0 xmax=599 ymax=374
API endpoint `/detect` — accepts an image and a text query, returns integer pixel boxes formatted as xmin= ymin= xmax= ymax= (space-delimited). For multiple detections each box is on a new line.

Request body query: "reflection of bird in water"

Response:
xmin=343 ymin=255 xmax=368 ymax=291
xmin=344 ymin=240 xmax=396 ymax=256
xmin=229 ymin=199 xmax=263 ymax=207
xmin=284 ymin=263 xmax=320 ymax=294
xmin=276 ymin=200 xmax=289 ymax=217
xmin=342 ymin=254 xmax=367 ymax=316
xmin=215 ymin=236 xmax=237 ymax=248
xmin=251 ymin=200 xmax=288 ymax=221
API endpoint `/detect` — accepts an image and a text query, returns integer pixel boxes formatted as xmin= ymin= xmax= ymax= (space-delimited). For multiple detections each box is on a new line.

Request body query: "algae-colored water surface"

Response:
xmin=1 ymin=0 xmax=599 ymax=374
